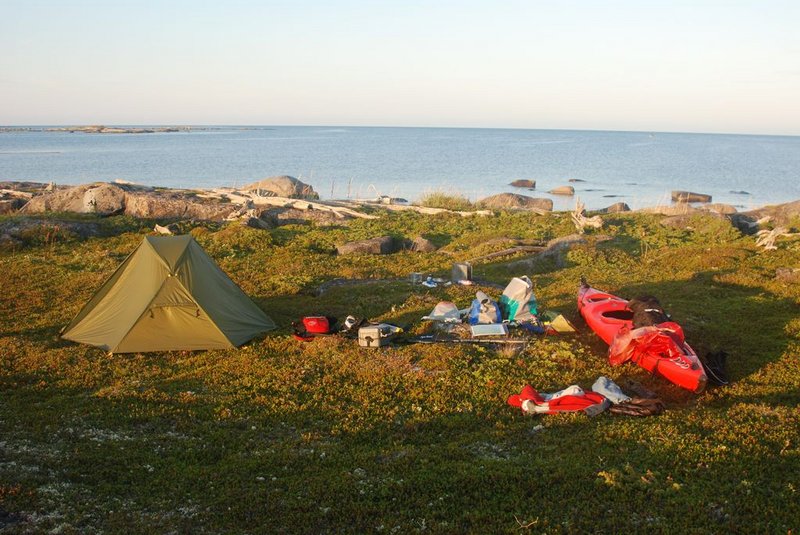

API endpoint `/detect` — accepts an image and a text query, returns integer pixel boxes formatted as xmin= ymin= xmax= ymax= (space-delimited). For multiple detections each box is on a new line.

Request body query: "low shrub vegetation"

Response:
xmin=1 ymin=210 xmax=798 ymax=533
xmin=417 ymin=190 xmax=474 ymax=211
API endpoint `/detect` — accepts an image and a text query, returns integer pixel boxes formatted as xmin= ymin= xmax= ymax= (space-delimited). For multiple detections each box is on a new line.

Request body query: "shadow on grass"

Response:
xmin=612 ymin=271 xmax=795 ymax=380
xmin=0 ymin=324 xmax=67 ymax=348
xmin=422 ymin=232 xmax=454 ymax=248
xmin=254 ymin=282 xmax=416 ymax=330
xmin=2 ymin=376 xmax=798 ymax=534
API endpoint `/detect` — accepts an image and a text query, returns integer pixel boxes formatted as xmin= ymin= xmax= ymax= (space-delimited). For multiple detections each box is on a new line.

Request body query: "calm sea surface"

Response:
xmin=1 ymin=126 xmax=798 ymax=210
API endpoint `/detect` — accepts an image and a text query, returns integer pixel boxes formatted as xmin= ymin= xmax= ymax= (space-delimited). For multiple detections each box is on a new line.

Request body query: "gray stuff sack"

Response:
xmin=499 ymin=276 xmax=537 ymax=322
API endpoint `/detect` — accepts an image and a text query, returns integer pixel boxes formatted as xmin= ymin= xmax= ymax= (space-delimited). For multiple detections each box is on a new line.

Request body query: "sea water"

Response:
xmin=1 ymin=126 xmax=798 ymax=210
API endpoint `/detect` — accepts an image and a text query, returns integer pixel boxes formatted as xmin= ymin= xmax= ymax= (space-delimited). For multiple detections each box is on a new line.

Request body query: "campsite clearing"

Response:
xmin=1 ymin=209 xmax=799 ymax=533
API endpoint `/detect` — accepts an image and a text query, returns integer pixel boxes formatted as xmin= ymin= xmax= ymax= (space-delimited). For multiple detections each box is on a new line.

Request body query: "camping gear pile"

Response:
xmin=418 ymin=275 xmax=576 ymax=341
xmin=415 ymin=276 xmax=549 ymax=344
xmin=287 ymin=274 xmax=570 ymax=348
xmin=291 ymin=314 xmax=404 ymax=348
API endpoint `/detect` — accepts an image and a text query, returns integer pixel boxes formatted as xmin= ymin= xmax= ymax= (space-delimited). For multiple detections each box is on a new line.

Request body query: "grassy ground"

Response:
xmin=1 ymin=209 xmax=798 ymax=534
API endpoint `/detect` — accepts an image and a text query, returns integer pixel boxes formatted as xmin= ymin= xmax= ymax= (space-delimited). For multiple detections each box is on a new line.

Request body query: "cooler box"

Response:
xmin=358 ymin=324 xmax=397 ymax=348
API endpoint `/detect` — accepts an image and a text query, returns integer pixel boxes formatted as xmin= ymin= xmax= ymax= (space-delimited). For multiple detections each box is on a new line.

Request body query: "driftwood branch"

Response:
xmin=571 ymin=199 xmax=603 ymax=233
xmin=204 ymin=189 xmax=379 ymax=220
xmin=0 ymin=189 xmax=34 ymax=199
xmin=755 ymin=227 xmax=793 ymax=250
xmin=359 ymin=202 xmax=493 ymax=217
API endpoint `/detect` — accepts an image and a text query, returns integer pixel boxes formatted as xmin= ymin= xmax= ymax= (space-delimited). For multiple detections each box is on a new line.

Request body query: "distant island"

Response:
xmin=0 ymin=125 xmax=200 ymax=134
xmin=45 ymin=125 xmax=194 ymax=134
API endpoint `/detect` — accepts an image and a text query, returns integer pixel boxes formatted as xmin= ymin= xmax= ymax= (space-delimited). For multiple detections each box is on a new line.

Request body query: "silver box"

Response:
xmin=358 ymin=324 xmax=395 ymax=348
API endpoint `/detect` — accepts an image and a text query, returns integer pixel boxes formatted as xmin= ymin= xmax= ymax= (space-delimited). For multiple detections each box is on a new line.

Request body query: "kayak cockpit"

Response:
xmin=601 ymin=309 xmax=634 ymax=321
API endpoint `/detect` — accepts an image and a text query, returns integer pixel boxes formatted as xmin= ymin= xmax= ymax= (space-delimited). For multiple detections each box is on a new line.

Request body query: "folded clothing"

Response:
xmin=591 ymin=376 xmax=631 ymax=404
xmin=607 ymin=397 xmax=665 ymax=417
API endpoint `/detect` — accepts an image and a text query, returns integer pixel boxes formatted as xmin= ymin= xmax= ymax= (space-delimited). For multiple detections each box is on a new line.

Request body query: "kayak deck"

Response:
xmin=578 ymin=283 xmax=707 ymax=393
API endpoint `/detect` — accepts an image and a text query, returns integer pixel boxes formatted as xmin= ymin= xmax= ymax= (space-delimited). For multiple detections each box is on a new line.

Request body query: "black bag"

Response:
xmin=701 ymin=350 xmax=730 ymax=386
xmin=628 ymin=295 xmax=670 ymax=328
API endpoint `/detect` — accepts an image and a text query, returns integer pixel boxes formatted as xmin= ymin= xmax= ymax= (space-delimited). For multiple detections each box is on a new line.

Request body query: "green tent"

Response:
xmin=62 ymin=235 xmax=275 ymax=353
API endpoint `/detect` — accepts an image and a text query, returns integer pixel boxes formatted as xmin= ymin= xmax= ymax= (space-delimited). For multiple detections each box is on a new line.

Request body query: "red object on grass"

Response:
xmin=506 ymin=384 xmax=607 ymax=414
xmin=293 ymin=316 xmax=335 ymax=342
xmin=302 ymin=316 xmax=331 ymax=334
xmin=577 ymin=283 xmax=707 ymax=393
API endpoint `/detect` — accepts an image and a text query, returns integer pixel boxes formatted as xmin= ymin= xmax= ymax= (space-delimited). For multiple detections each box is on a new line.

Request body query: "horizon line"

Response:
xmin=2 ymin=123 xmax=799 ymax=138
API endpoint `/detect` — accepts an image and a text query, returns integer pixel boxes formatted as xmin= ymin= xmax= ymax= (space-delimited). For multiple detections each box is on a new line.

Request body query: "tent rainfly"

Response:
xmin=61 ymin=235 xmax=275 ymax=353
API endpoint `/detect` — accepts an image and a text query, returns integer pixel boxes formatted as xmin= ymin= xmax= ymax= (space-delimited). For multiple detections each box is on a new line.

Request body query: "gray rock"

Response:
xmin=244 ymin=217 xmax=274 ymax=230
xmin=261 ymin=207 xmax=339 ymax=226
xmin=545 ymin=234 xmax=587 ymax=251
xmin=700 ymin=203 xmax=737 ymax=215
xmin=660 ymin=215 xmax=695 ymax=229
xmin=0 ymin=181 xmax=52 ymax=192
xmin=22 ymin=183 xmax=125 ymax=216
xmin=0 ymin=198 xmax=27 ymax=215
xmin=509 ymin=179 xmax=536 ymax=188
xmin=377 ymin=195 xmax=408 ymax=204
xmin=740 ymin=199 xmax=800 ymax=227
xmin=154 ymin=223 xmax=181 ymax=235
xmin=243 ymin=175 xmax=319 ymax=199
xmin=672 ymin=191 xmax=712 ymax=203
xmin=12 ymin=182 xmax=245 ymax=222
xmin=22 ymin=183 xmax=99 ymax=214
xmin=596 ymin=202 xmax=630 ymax=214
xmin=477 ymin=193 xmax=553 ymax=211
xmin=336 ymin=236 xmax=397 ymax=255
xmin=82 ymin=183 xmax=126 ymax=215
xmin=410 ymin=236 xmax=438 ymax=252
xmin=549 ymin=186 xmax=575 ymax=196
xmin=123 ymin=193 xmax=232 ymax=221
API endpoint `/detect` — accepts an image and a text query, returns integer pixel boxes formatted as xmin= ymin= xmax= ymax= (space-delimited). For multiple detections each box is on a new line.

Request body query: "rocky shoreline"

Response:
xmin=1 ymin=177 xmax=798 ymax=249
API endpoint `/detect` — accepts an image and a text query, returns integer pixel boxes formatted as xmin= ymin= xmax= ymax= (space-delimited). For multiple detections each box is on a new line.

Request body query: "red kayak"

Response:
xmin=578 ymin=282 xmax=707 ymax=393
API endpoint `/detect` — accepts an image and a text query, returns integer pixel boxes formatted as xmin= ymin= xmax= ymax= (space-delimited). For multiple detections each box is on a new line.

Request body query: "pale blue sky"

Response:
xmin=1 ymin=0 xmax=798 ymax=134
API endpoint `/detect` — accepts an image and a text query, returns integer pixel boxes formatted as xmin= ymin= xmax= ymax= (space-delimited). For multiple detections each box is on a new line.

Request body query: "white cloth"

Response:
xmin=591 ymin=376 xmax=631 ymax=405
xmin=541 ymin=385 xmax=584 ymax=401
